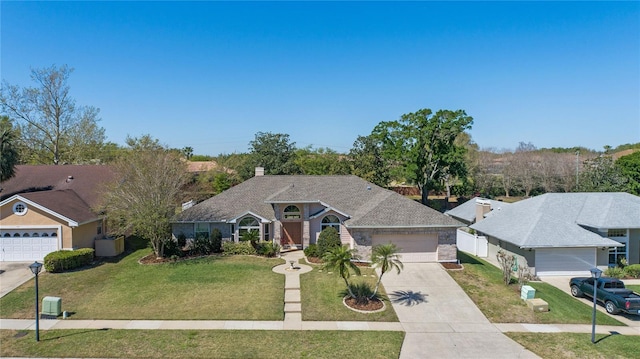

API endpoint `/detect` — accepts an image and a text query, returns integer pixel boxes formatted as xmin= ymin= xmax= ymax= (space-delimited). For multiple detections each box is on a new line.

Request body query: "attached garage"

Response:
xmin=535 ymin=248 xmax=595 ymax=276
xmin=0 ymin=229 xmax=59 ymax=262
xmin=372 ymin=233 xmax=438 ymax=263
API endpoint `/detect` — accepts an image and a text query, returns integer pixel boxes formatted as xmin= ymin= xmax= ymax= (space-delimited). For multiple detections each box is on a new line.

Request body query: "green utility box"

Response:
xmin=42 ymin=296 xmax=62 ymax=317
xmin=520 ymin=285 xmax=536 ymax=300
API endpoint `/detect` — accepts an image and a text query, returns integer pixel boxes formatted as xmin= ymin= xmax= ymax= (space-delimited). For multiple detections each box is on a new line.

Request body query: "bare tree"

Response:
xmin=511 ymin=142 xmax=539 ymax=197
xmin=1 ymin=65 xmax=105 ymax=164
xmin=99 ymin=136 xmax=189 ymax=258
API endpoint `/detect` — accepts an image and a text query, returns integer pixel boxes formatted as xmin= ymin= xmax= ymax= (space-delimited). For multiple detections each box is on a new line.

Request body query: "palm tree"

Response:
xmin=240 ymin=230 xmax=260 ymax=243
xmin=322 ymin=245 xmax=361 ymax=299
xmin=370 ymin=243 xmax=404 ymax=299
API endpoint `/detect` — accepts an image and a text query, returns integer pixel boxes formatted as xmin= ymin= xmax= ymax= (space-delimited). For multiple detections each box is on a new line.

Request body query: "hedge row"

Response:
xmin=44 ymin=248 xmax=95 ymax=273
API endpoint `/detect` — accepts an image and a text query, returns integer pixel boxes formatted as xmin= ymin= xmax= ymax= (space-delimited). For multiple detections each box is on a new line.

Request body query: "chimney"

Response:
xmin=255 ymin=167 xmax=265 ymax=177
xmin=475 ymin=199 xmax=491 ymax=223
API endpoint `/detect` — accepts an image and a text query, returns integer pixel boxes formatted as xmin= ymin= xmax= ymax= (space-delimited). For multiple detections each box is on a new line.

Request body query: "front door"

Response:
xmin=282 ymin=222 xmax=302 ymax=248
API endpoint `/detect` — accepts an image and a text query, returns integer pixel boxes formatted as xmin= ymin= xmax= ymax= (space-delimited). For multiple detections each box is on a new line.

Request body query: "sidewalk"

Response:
xmin=2 ymin=318 xmax=638 ymax=335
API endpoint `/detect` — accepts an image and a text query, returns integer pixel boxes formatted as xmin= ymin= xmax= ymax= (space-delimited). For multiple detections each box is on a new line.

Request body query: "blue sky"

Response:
xmin=2 ymin=1 xmax=639 ymax=155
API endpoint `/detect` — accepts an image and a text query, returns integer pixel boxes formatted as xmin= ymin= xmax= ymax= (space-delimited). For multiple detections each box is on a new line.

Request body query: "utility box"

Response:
xmin=520 ymin=285 xmax=536 ymax=300
xmin=526 ymin=298 xmax=549 ymax=312
xmin=41 ymin=296 xmax=62 ymax=318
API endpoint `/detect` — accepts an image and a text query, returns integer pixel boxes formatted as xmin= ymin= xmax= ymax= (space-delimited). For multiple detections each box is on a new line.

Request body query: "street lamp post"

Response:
xmin=590 ymin=267 xmax=602 ymax=344
xmin=29 ymin=261 xmax=43 ymax=342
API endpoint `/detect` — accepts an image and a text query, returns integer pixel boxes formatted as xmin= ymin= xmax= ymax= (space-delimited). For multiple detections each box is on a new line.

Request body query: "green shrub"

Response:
xmin=163 ymin=238 xmax=184 ymax=258
xmin=239 ymin=230 xmax=259 ymax=243
xmin=222 ymin=241 xmax=257 ymax=255
xmin=176 ymin=233 xmax=187 ymax=248
xmin=624 ymin=264 xmax=640 ymax=279
xmin=210 ymin=228 xmax=222 ymax=253
xmin=605 ymin=266 xmax=625 ymax=278
xmin=304 ymin=244 xmax=320 ymax=258
xmin=317 ymin=227 xmax=341 ymax=257
xmin=256 ymin=241 xmax=281 ymax=257
xmin=44 ymin=248 xmax=94 ymax=273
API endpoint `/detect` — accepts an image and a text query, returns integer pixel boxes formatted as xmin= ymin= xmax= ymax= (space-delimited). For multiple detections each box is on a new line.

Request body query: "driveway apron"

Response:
xmin=381 ymin=263 xmax=539 ymax=358
xmin=0 ymin=261 xmax=34 ymax=298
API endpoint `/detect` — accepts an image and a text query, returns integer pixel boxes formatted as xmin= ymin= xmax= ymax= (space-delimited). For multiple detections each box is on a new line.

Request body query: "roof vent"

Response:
xmin=367 ymin=186 xmax=371 ymax=190
xmin=255 ymin=167 xmax=264 ymax=177
xmin=66 ymin=175 xmax=74 ymax=183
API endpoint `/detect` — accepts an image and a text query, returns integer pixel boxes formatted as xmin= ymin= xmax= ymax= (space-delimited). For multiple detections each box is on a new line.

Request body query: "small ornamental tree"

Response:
xmin=496 ymin=250 xmax=516 ymax=285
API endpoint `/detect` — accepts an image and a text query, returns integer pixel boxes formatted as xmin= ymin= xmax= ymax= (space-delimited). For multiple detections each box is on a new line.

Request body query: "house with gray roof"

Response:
xmin=445 ymin=197 xmax=511 ymax=225
xmin=172 ymin=169 xmax=463 ymax=262
xmin=0 ymin=165 xmax=115 ymax=261
xmin=467 ymin=192 xmax=640 ymax=276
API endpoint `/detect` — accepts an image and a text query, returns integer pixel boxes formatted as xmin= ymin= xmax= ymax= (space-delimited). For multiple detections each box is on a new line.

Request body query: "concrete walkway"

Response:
xmin=0 ymin=261 xmax=34 ymax=298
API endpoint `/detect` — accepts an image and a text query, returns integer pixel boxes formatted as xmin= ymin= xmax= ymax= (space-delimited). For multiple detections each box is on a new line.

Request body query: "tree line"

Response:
xmin=2 ymin=64 xmax=639 ymax=201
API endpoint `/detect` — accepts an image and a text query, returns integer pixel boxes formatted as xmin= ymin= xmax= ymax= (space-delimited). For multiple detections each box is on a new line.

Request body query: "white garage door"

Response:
xmin=372 ymin=234 xmax=438 ymax=263
xmin=535 ymin=248 xmax=595 ymax=276
xmin=0 ymin=230 xmax=59 ymax=262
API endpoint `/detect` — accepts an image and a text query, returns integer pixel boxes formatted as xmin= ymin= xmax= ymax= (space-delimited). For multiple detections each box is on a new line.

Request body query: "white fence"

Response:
xmin=456 ymin=228 xmax=488 ymax=257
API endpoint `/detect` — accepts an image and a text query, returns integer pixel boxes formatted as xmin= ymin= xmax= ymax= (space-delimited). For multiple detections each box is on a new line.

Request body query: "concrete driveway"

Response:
xmin=0 ymin=261 xmax=34 ymax=298
xmin=381 ymin=263 xmax=538 ymax=358
xmin=541 ymin=275 xmax=640 ymax=328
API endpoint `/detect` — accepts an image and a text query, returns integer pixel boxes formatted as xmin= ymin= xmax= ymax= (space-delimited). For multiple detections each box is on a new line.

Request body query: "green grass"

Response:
xmin=0 ymin=244 xmax=285 ymax=320
xmin=447 ymin=252 xmax=623 ymax=325
xmin=506 ymin=332 xmax=640 ymax=359
xmin=300 ymin=263 xmax=399 ymax=322
xmin=626 ymin=285 xmax=640 ymax=293
xmin=0 ymin=329 xmax=404 ymax=359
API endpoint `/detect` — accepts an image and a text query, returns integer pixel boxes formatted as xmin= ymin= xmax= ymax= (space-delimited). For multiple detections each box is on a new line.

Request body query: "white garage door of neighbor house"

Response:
xmin=372 ymin=234 xmax=437 ymax=263
xmin=0 ymin=231 xmax=58 ymax=262
xmin=535 ymin=248 xmax=595 ymax=276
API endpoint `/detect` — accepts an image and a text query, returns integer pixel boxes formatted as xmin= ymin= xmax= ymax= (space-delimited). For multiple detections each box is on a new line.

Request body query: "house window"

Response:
xmin=3 ymin=233 xmax=10 ymax=237
xmin=12 ymin=202 xmax=27 ymax=216
xmin=51 ymin=232 xmax=57 ymax=237
xmin=283 ymin=205 xmax=301 ymax=219
xmin=239 ymin=217 xmax=260 ymax=240
xmin=321 ymin=215 xmax=341 ymax=233
xmin=195 ymin=223 xmax=210 ymax=239
xmin=263 ymin=223 xmax=270 ymax=241
xmin=609 ymin=243 xmax=627 ymax=267
xmin=42 ymin=233 xmax=49 ymax=237
xmin=607 ymin=229 xmax=626 ymax=238
xmin=97 ymin=223 xmax=103 ymax=235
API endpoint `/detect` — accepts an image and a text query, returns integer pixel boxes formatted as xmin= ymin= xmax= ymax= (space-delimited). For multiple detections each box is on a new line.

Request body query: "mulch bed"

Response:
xmin=139 ymin=252 xmax=213 ymax=265
xmin=345 ymin=297 xmax=384 ymax=311
xmin=306 ymin=257 xmax=323 ymax=264
xmin=440 ymin=262 xmax=463 ymax=270
xmin=305 ymin=257 xmax=371 ymax=268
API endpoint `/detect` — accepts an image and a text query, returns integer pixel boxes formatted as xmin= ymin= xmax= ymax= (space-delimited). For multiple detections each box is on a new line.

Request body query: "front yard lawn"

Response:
xmin=0 ymin=329 xmax=404 ymax=359
xmin=300 ymin=263 xmax=398 ymax=322
xmin=506 ymin=332 xmax=639 ymax=359
xmin=0 ymin=244 xmax=284 ymax=320
xmin=447 ymin=252 xmax=623 ymax=325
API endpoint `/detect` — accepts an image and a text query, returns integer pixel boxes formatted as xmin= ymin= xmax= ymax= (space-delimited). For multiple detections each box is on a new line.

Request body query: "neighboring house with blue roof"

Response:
xmin=172 ymin=168 xmax=463 ymax=262
xmin=467 ymin=192 xmax=640 ymax=276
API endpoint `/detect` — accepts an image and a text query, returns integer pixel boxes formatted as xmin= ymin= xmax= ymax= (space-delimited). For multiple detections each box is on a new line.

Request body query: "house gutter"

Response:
xmin=346 ymin=224 xmax=462 ymax=229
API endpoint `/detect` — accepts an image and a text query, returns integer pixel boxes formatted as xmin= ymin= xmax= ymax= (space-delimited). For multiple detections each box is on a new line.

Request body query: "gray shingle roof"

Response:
xmin=173 ymin=175 xmax=462 ymax=228
xmin=469 ymin=192 xmax=640 ymax=248
xmin=445 ymin=197 xmax=511 ymax=224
